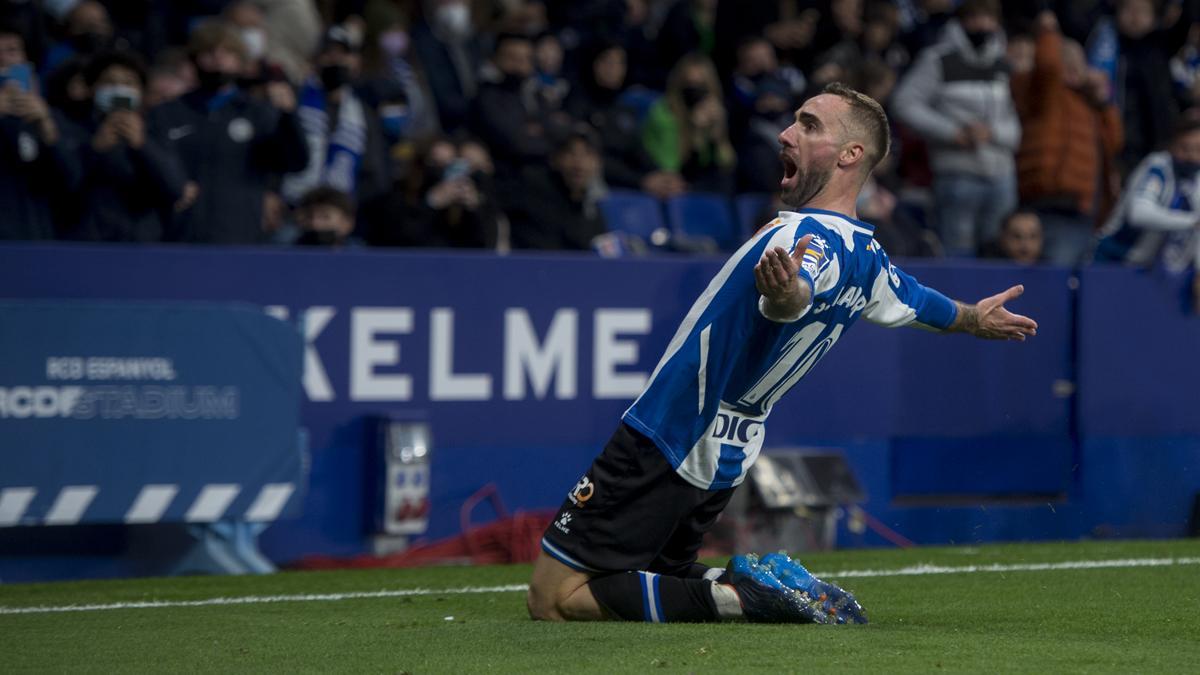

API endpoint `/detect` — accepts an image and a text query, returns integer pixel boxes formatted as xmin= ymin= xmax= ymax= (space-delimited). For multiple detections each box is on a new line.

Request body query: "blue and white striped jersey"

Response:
xmin=1095 ymin=151 xmax=1200 ymax=272
xmin=623 ymin=208 xmax=958 ymax=491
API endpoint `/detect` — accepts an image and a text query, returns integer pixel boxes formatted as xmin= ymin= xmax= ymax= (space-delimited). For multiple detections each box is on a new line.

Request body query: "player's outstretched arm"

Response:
xmin=755 ymin=235 xmax=814 ymax=322
xmin=946 ymin=284 xmax=1039 ymax=341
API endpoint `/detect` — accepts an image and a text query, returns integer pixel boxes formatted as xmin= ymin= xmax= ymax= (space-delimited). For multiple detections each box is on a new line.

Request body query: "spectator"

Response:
xmin=1012 ymin=11 xmax=1123 ymax=267
xmin=892 ymin=0 xmax=1021 ymax=257
xmin=0 ymin=24 xmax=81 ymax=240
xmin=280 ymin=24 xmax=389 ymax=206
xmin=658 ymin=0 xmax=718 ymax=69
xmin=144 ymin=48 xmax=196 ymax=108
xmin=713 ymin=0 xmax=820 ymax=76
xmin=1095 ymin=116 xmax=1200 ymax=272
xmin=469 ymin=31 xmax=559 ymax=197
xmin=41 ymin=0 xmax=115 ymax=75
xmin=255 ymin=0 xmax=324 ymax=85
xmin=42 ymin=54 xmax=92 ymax=127
xmin=507 ymin=125 xmax=606 ymax=250
xmin=293 ymin=185 xmax=361 ymax=246
xmin=358 ymin=0 xmax=439 ymax=143
xmin=73 ymin=50 xmax=186 ymax=242
xmin=641 ymin=52 xmax=735 ymax=195
xmin=860 ymin=0 xmax=909 ymax=72
xmin=361 ymin=134 xmax=500 ymax=249
xmin=222 ymin=1 xmax=273 ymax=82
xmin=727 ymin=36 xmax=805 ymax=193
xmin=566 ymin=40 xmax=682 ymax=198
xmin=0 ymin=0 xmax=48 ymax=67
xmin=411 ymin=0 xmax=481 ymax=133
xmin=1087 ymin=0 xmax=1197 ymax=175
xmin=532 ymin=31 xmax=569 ymax=112
xmin=980 ymin=210 xmax=1044 ymax=265
xmin=146 ymin=20 xmax=309 ymax=244
xmin=900 ymin=0 xmax=955 ymax=56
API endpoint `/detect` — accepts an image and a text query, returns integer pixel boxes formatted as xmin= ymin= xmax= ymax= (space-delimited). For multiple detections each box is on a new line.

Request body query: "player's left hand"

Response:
xmin=973 ymin=285 xmax=1038 ymax=341
xmin=755 ymin=235 xmax=815 ymax=321
xmin=755 ymin=235 xmax=811 ymax=298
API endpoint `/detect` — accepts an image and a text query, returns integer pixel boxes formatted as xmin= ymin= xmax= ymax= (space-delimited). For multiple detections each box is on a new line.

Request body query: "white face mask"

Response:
xmin=435 ymin=4 xmax=471 ymax=37
xmin=94 ymin=84 xmax=141 ymax=113
xmin=241 ymin=27 xmax=267 ymax=61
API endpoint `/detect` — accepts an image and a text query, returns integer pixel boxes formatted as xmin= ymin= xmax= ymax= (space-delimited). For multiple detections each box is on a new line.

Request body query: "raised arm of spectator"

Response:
xmin=890 ymin=50 xmax=962 ymax=145
xmin=252 ymin=81 xmax=310 ymax=174
xmin=1026 ymin=12 xmax=1065 ymax=118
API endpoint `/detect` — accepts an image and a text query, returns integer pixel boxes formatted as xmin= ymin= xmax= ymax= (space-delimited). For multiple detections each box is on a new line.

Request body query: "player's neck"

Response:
xmin=799 ymin=191 xmax=859 ymax=220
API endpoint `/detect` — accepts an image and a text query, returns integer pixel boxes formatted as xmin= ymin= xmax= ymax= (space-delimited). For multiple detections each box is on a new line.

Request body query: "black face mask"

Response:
xmin=965 ymin=29 xmax=993 ymax=50
xmin=499 ymin=72 xmax=525 ymax=90
xmin=196 ymin=68 xmax=236 ymax=93
xmin=681 ymin=85 xmax=708 ymax=109
xmin=70 ymin=31 xmax=109 ymax=54
xmin=319 ymin=64 xmax=352 ymax=92
xmin=1174 ymin=158 xmax=1200 ymax=180
xmin=296 ymin=229 xmax=341 ymax=246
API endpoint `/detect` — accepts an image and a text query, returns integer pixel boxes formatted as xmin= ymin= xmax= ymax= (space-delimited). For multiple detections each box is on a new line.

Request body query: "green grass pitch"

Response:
xmin=2 ymin=539 xmax=1199 ymax=673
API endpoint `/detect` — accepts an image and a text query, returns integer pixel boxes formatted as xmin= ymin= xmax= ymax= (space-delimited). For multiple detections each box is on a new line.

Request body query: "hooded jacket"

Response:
xmin=892 ymin=19 xmax=1021 ymax=179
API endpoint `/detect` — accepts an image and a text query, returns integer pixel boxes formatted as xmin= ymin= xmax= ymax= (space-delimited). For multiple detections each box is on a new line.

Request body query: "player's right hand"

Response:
xmin=755 ymin=234 xmax=812 ymax=300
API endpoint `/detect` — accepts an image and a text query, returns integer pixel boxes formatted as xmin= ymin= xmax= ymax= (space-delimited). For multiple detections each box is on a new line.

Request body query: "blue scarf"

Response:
xmin=282 ymin=78 xmax=367 ymax=203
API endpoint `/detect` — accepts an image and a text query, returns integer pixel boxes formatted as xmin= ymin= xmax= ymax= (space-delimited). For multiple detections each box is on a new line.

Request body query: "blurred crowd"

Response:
xmin=1 ymin=0 xmax=1200 ymax=274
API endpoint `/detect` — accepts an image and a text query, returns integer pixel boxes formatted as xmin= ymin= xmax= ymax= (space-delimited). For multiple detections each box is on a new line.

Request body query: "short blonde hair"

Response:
xmin=822 ymin=82 xmax=891 ymax=173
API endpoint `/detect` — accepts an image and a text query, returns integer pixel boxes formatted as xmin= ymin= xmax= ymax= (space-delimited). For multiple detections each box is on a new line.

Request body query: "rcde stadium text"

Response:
xmin=265 ymin=306 xmax=654 ymax=403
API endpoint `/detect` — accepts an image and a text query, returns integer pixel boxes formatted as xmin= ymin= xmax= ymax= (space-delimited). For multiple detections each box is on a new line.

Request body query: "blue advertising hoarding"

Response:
xmin=0 ymin=301 xmax=304 ymax=529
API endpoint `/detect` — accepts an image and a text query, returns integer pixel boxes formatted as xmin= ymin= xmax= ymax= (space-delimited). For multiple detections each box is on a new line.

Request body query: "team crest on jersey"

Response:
xmin=799 ymin=235 xmax=831 ymax=279
xmin=568 ymin=475 xmax=594 ymax=506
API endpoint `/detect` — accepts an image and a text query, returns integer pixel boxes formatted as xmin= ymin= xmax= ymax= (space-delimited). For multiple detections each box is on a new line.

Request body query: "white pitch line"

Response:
xmin=0 ymin=584 xmax=529 ymax=616
xmin=818 ymin=556 xmax=1200 ymax=580
xmin=2 ymin=556 xmax=1198 ymax=616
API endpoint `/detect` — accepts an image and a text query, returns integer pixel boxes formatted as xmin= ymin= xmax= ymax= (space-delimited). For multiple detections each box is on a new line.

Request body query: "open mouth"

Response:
xmin=780 ymin=153 xmax=798 ymax=187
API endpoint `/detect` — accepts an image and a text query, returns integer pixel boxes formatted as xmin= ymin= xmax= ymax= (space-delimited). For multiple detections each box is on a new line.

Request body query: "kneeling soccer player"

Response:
xmin=526 ymin=83 xmax=1038 ymax=624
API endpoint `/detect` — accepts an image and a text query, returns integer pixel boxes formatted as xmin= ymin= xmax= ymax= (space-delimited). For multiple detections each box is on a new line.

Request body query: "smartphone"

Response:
xmin=0 ymin=63 xmax=32 ymax=92
xmin=110 ymin=93 xmax=136 ymax=111
xmin=443 ymin=158 xmax=471 ymax=181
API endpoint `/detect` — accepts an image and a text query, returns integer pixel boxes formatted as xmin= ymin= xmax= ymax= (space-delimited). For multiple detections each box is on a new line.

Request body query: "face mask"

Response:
xmin=94 ymin=84 xmax=141 ymax=113
xmin=500 ymin=72 xmax=525 ymax=89
xmin=196 ymin=68 xmax=236 ymax=93
xmin=241 ymin=28 xmax=267 ymax=62
xmin=70 ymin=31 xmax=109 ymax=54
xmin=379 ymin=30 xmax=409 ymax=57
xmin=965 ymin=29 xmax=993 ymax=50
xmin=379 ymin=104 xmax=410 ymax=140
xmin=436 ymin=4 xmax=471 ymax=38
xmin=1173 ymin=158 xmax=1200 ymax=180
xmin=297 ymin=229 xmax=341 ymax=246
xmin=681 ymin=85 xmax=708 ymax=109
xmin=319 ymin=64 xmax=352 ymax=91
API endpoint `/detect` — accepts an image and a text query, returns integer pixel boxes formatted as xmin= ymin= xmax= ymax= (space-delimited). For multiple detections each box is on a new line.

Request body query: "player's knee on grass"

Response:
xmin=525 ymin=581 xmax=564 ymax=621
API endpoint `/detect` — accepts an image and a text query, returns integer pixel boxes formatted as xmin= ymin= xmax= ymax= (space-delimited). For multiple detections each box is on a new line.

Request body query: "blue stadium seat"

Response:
xmin=666 ymin=193 xmax=739 ymax=250
xmin=598 ymin=190 xmax=664 ymax=241
xmin=736 ymin=192 xmax=775 ymax=240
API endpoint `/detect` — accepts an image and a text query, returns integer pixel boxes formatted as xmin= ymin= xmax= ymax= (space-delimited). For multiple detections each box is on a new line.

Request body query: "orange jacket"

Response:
xmin=1011 ymin=29 xmax=1124 ymax=223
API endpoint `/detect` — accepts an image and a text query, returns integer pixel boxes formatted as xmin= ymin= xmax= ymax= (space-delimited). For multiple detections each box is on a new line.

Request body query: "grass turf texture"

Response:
xmin=2 ymin=539 xmax=1199 ymax=673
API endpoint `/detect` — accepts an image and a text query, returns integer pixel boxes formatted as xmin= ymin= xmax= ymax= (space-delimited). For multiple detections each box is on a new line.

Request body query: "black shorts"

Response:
xmin=540 ymin=423 xmax=735 ymax=575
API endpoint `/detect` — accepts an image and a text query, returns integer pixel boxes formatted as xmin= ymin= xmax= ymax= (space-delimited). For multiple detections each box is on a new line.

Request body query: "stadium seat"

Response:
xmin=598 ymin=189 xmax=664 ymax=242
xmin=735 ymin=192 xmax=775 ymax=240
xmin=666 ymin=193 xmax=739 ymax=250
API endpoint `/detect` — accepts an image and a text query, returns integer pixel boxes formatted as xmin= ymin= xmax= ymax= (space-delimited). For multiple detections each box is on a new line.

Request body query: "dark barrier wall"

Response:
xmin=0 ymin=243 xmax=1196 ymax=566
